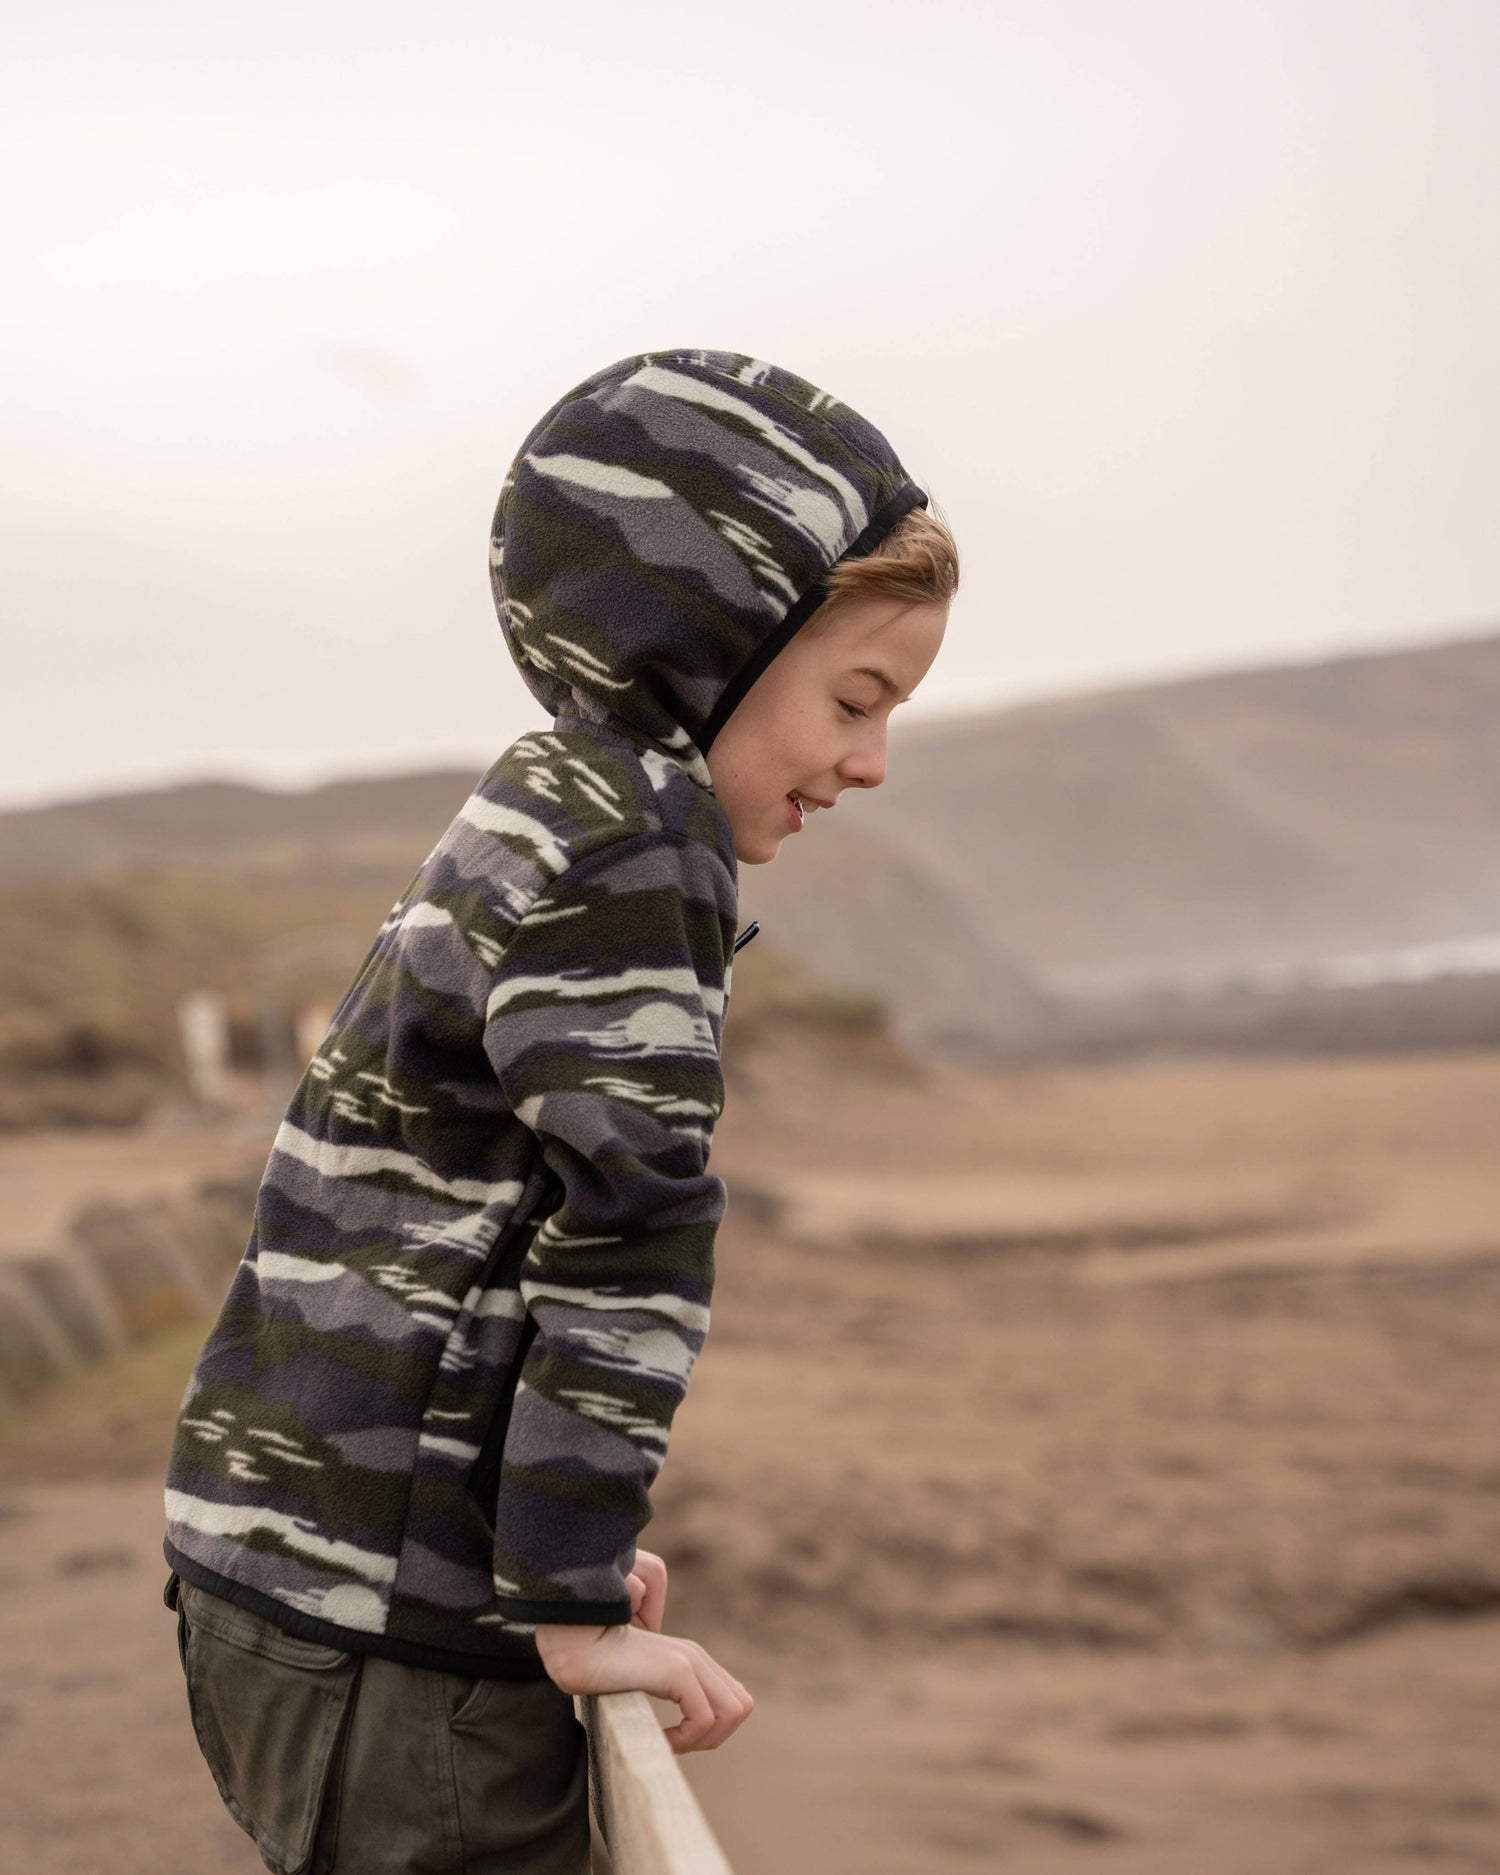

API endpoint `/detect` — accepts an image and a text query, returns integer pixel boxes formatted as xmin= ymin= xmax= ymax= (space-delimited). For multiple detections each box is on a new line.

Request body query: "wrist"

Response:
xmin=534 ymin=1620 xmax=610 ymax=1658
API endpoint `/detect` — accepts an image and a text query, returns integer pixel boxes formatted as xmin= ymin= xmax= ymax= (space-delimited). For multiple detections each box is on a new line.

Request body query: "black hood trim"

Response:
xmin=696 ymin=480 xmax=930 ymax=757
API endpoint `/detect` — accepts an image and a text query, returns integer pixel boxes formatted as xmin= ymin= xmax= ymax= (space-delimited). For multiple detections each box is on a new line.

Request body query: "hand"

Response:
xmin=625 ymin=1547 xmax=668 ymax=1632
xmin=535 ymin=1624 xmax=754 ymax=1753
xmin=534 ymin=1594 xmax=753 ymax=1754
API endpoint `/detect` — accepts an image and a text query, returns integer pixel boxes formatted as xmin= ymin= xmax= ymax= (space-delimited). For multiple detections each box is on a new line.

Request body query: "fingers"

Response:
xmin=540 ymin=1622 xmax=753 ymax=1751
xmin=629 ymin=1551 xmax=668 ymax=1632
xmin=657 ymin=1647 xmax=717 ymax=1750
xmin=659 ymin=1641 xmax=754 ymax=1754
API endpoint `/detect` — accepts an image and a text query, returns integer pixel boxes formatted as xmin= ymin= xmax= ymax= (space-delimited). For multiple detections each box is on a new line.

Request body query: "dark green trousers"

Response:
xmin=167 ymin=1573 xmax=591 ymax=1874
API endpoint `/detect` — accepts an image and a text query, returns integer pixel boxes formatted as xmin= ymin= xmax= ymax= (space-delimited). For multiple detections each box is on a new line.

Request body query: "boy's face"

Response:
xmin=704 ymin=594 xmax=948 ymax=865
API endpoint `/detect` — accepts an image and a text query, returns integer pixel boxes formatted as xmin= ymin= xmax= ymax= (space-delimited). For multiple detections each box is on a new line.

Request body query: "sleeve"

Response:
xmin=480 ymin=830 xmax=736 ymax=1623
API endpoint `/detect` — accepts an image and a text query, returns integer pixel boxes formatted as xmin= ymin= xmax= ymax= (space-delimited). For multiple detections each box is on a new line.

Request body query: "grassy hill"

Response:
xmin=0 ymin=769 xmax=483 ymax=886
xmin=0 ymin=869 xmax=394 ymax=1126
xmin=4 ymin=623 xmax=1499 ymax=1084
xmin=0 ymin=864 xmax=892 ymax=1130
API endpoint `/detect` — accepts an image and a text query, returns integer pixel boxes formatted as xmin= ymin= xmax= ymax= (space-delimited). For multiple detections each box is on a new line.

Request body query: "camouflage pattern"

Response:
xmin=163 ymin=349 xmax=927 ymax=1675
xmin=492 ymin=348 xmax=928 ymax=768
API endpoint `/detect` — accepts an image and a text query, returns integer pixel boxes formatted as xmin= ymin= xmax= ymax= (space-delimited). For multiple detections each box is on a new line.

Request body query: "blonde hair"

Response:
xmin=811 ymin=496 xmax=959 ymax=626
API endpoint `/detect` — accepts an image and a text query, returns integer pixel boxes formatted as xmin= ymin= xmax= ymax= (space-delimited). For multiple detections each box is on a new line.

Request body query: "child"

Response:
xmin=162 ymin=347 xmax=958 ymax=1874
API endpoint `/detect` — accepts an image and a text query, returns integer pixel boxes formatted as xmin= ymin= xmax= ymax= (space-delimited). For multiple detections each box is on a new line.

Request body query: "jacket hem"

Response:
xmin=493 ymin=1593 xmax=634 ymax=1624
xmin=162 ymin=1536 xmax=552 ymax=1681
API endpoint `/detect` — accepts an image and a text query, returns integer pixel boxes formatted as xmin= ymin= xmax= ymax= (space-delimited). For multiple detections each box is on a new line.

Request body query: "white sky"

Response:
xmin=4 ymin=0 xmax=1499 ymax=808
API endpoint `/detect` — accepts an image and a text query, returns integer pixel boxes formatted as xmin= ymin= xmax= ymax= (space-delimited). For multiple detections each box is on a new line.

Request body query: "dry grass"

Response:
xmin=0 ymin=1318 xmax=207 ymax=1484
xmin=0 ymin=868 xmax=896 ymax=1130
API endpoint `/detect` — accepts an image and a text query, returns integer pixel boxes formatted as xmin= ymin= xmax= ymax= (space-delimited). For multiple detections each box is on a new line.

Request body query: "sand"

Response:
xmin=1 ymin=1043 xmax=1497 ymax=1872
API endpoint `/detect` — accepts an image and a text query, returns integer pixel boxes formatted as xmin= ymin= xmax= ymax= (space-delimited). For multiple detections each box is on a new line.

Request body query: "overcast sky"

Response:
xmin=4 ymin=0 xmax=1498 ymax=809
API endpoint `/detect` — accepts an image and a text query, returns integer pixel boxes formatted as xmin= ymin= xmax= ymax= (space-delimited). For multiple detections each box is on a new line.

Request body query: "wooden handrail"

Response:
xmin=574 ymin=1691 xmax=736 ymax=1874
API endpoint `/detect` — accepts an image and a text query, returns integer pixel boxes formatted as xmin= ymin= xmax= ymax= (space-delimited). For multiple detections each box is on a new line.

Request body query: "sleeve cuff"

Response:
xmin=493 ymin=1594 xmax=634 ymax=1625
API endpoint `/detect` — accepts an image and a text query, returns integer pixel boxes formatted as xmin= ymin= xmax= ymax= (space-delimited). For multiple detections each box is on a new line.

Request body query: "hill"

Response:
xmin=5 ymin=624 xmax=1500 ymax=1067
xmin=873 ymin=626 xmax=1500 ymax=997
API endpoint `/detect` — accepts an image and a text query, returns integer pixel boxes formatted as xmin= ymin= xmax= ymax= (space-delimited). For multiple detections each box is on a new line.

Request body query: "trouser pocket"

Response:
xmin=177 ymin=1579 xmax=363 ymax=1875
xmin=446 ymin=1671 xmax=592 ymax=1873
xmin=164 ymin=1569 xmax=189 ymax=1677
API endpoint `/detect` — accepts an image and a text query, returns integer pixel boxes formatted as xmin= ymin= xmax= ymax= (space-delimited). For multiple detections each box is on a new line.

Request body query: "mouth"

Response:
xmin=786 ymin=790 xmax=832 ymax=832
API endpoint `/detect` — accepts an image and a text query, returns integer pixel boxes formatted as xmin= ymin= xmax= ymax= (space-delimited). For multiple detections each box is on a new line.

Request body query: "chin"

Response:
xmin=735 ymin=832 xmax=783 ymax=866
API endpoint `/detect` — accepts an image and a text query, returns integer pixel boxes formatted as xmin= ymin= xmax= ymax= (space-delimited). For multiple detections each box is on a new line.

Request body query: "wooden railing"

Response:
xmin=574 ymin=1692 xmax=736 ymax=1874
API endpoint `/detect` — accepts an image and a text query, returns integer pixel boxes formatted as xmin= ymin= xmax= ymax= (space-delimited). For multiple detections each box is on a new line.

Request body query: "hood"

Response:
xmin=489 ymin=348 xmax=927 ymax=785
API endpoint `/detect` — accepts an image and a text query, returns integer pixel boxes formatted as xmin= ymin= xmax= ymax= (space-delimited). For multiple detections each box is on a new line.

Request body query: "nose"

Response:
xmin=838 ymin=732 xmax=887 ymax=792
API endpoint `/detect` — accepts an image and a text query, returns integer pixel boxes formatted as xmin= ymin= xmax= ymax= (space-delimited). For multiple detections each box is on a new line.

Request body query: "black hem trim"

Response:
xmin=696 ymin=479 xmax=930 ymax=757
xmin=488 ymin=1594 xmax=633 ymax=1623
xmin=163 ymin=1537 xmax=553 ymax=1681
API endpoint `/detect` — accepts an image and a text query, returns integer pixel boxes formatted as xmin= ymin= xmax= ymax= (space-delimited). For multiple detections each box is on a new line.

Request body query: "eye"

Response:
xmin=838 ymin=700 xmax=868 ymax=720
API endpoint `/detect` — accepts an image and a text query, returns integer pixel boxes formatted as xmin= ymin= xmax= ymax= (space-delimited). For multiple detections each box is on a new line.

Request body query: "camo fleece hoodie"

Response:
xmin=162 ymin=348 xmax=929 ymax=1677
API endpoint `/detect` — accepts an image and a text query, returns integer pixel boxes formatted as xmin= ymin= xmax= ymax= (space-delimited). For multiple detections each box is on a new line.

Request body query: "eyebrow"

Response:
xmin=851 ymin=665 xmax=911 ymax=703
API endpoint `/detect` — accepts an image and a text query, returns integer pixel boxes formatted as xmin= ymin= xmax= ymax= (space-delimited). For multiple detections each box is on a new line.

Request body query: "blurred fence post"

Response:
xmin=177 ymin=990 xmax=232 ymax=1108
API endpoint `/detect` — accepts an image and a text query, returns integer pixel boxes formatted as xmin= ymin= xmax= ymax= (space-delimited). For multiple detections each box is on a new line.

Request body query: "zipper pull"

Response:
xmin=732 ymin=919 xmax=761 ymax=955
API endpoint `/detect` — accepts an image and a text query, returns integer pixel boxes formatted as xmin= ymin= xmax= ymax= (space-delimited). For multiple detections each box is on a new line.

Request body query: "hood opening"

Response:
xmin=490 ymin=348 xmax=926 ymax=784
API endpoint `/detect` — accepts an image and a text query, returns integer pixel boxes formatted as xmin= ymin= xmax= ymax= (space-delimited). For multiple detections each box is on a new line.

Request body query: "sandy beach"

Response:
xmin=1 ymin=1043 xmax=1497 ymax=1872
